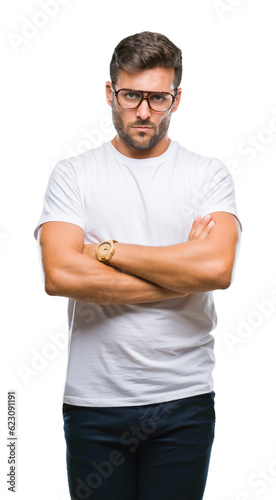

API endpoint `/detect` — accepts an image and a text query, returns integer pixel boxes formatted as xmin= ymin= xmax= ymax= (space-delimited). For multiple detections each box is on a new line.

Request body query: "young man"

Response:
xmin=35 ymin=31 xmax=241 ymax=500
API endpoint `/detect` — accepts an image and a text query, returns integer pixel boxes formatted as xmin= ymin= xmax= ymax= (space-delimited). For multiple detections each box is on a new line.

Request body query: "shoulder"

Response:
xmin=59 ymin=142 xmax=107 ymax=170
xmin=171 ymin=141 xmax=216 ymax=170
xmin=49 ymin=143 xmax=109 ymax=186
xmin=172 ymin=142 xmax=230 ymax=182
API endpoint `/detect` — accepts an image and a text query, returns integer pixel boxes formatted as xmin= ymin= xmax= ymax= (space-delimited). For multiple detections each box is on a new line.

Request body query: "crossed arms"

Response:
xmin=38 ymin=211 xmax=241 ymax=305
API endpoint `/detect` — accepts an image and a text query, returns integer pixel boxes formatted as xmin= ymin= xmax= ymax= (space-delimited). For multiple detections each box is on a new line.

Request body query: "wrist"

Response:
xmin=112 ymin=242 xmax=134 ymax=271
xmin=111 ymin=242 xmax=121 ymax=268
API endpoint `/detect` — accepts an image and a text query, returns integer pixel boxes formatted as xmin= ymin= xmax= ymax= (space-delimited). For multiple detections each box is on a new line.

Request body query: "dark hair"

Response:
xmin=110 ymin=31 xmax=182 ymax=89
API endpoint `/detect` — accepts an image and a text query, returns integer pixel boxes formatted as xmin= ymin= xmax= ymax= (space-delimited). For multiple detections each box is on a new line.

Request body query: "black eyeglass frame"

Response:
xmin=112 ymin=86 xmax=179 ymax=112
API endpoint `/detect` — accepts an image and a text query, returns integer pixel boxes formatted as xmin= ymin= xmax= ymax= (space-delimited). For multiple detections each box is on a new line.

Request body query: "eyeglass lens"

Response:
xmin=117 ymin=90 xmax=173 ymax=111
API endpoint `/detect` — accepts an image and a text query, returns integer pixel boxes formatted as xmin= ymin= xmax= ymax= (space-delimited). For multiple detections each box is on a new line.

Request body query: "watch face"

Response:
xmin=98 ymin=241 xmax=112 ymax=257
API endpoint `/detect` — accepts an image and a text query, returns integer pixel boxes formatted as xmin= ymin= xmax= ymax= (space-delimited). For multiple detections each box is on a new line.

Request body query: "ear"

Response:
xmin=106 ymin=81 xmax=113 ymax=107
xmin=171 ymin=88 xmax=182 ymax=113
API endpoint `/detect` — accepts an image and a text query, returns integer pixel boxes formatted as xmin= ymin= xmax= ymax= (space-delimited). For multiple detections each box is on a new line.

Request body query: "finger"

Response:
xmin=188 ymin=215 xmax=202 ymax=241
xmin=190 ymin=214 xmax=212 ymax=240
xmin=82 ymin=243 xmax=97 ymax=258
xmin=197 ymin=220 xmax=215 ymax=239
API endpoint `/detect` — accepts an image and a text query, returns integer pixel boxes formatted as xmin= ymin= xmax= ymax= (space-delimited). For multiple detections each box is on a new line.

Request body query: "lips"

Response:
xmin=133 ymin=126 xmax=152 ymax=131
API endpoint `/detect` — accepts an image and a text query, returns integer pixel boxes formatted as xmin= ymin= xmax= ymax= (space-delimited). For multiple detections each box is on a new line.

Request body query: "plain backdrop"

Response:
xmin=1 ymin=1 xmax=276 ymax=499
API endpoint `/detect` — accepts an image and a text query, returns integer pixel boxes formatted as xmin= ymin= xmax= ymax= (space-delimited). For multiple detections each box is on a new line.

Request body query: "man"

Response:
xmin=35 ymin=31 xmax=241 ymax=500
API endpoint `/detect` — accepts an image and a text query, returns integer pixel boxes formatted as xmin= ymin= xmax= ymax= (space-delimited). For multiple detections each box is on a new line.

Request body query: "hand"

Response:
xmin=188 ymin=214 xmax=215 ymax=241
xmin=82 ymin=243 xmax=99 ymax=260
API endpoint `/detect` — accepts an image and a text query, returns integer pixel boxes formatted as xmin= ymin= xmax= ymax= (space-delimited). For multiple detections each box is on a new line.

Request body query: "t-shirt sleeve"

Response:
xmin=34 ymin=160 xmax=85 ymax=240
xmin=197 ymin=157 xmax=242 ymax=230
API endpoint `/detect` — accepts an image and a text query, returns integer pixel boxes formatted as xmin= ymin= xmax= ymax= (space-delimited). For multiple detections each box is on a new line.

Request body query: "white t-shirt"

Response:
xmin=34 ymin=140 xmax=241 ymax=407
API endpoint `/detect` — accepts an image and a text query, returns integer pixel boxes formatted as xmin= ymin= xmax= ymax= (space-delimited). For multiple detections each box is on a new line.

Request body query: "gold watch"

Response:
xmin=95 ymin=240 xmax=118 ymax=266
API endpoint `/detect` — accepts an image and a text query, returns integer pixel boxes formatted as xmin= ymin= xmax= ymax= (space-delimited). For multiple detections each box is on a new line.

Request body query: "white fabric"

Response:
xmin=34 ymin=140 xmax=241 ymax=407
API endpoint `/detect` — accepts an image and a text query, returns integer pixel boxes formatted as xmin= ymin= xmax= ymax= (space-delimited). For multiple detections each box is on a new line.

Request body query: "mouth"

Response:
xmin=132 ymin=126 xmax=153 ymax=132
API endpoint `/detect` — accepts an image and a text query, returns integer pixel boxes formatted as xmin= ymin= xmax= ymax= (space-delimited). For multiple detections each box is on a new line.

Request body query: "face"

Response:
xmin=106 ymin=67 xmax=181 ymax=158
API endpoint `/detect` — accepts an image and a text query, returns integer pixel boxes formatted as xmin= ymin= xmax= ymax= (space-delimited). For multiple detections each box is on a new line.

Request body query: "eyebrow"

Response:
xmin=113 ymin=88 xmax=176 ymax=95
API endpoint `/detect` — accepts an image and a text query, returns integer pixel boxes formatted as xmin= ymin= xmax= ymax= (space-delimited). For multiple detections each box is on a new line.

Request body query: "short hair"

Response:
xmin=110 ymin=31 xmax=182 ymax=89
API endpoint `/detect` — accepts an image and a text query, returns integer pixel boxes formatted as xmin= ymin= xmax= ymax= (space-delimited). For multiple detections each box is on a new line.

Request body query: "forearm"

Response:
xmin=112 ymin=240 xmax=228 ymax=293
xmin=45 ymin=251 xmax=188 ymax=305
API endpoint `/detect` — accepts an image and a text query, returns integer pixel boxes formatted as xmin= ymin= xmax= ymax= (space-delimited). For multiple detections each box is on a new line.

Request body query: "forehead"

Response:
xmin=116 ymin=67 xmax=175 ymax=92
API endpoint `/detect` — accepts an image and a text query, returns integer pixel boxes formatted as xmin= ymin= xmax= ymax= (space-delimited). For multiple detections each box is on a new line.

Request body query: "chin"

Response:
xmin=131 ymin=140 xmax=156 ymax=151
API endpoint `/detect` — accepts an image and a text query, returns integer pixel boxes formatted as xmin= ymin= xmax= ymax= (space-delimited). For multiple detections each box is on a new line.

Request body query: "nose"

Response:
xmin=136 ymin=97 xmax=152 ymax=120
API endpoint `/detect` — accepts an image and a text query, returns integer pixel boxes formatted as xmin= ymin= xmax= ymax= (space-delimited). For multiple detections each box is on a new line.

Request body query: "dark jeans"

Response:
xmin=63 ymin=392 xmax=215 ymax=500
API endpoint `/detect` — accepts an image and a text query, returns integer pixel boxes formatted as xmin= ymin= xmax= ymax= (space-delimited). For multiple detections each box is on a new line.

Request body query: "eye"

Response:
xmin=123 ymin=91 xmax=141 ymax=100
xmin=151 ymin=93 xmax=169 ymax=102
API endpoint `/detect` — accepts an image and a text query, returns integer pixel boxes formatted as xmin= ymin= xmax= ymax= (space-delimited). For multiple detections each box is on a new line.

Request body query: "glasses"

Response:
xmin=112 ymin=87 xmax=178 ymax=112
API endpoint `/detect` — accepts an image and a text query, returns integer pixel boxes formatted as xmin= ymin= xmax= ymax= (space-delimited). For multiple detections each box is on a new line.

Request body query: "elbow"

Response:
xmin=45 ymin=283 xmax=57 ymax=296
xmin=178 ymin=262 xmax=233 ymax=293
xmin=216 ymin=261 xmax=234 ymax=290
xmin=200 ymin=259 xmax=233 ymax=291
xmin=44 ymin=269 xmax=62 ymax=296
xmin=218 ymin=276 xmax=231 ymax=290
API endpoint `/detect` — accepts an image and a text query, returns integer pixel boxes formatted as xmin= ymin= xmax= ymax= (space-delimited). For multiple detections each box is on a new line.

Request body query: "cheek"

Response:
xmin=156 ymin=111 xmax=171 ymax=128
xmin=114 ymin=106 xmax=135 ymax=127
xmin=112 ymin=106 xmax=124 ymax=126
